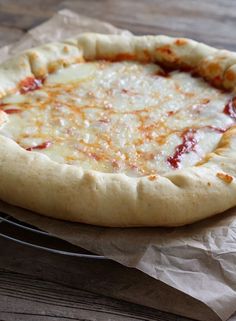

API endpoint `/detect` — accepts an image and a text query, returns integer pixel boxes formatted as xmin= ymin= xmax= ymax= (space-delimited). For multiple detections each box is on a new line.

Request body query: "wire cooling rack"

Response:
xmin=0 ymin=212 xmax=106 ymax=259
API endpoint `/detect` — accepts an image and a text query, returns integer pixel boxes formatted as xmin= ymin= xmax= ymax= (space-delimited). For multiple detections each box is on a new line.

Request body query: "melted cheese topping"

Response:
xmin=0 ymin=61 xmax=234 ymax=176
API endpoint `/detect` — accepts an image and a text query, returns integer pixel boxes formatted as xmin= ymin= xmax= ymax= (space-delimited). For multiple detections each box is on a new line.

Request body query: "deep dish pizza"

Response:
xmin=0 ymin=34 xmax=236 ymax=226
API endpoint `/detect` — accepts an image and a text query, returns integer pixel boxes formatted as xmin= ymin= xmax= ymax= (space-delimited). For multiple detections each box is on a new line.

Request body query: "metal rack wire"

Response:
xmin=0 ymin=212 xmax=106 ymax=259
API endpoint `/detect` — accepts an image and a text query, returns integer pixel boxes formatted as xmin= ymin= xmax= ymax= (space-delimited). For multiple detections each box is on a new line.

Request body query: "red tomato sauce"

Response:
xmin=19 ymin=77 xmax=42 ymax=94
xmin=224 ymin=97 xmax=236 ymax=120
xmin=167 ymin=129 xmax=197 ymax=169
xmin=26 ymin=141 xmax=52 ymax=151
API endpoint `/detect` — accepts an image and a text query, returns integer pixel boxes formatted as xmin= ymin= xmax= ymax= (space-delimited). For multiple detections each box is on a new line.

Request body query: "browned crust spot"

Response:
xmin=142 ymin=49 xmax=152 ymax=62
xmin=155 ymin=45 xmax=179 ymax=64
xmin=216 ymin=172 xmax=233 ymax=183
xmin=148 ymin=174 xmax=157 ymax=181
xmin=225 ymin=69 xmax=236 ymax=82
xmin=63 ymin=45 xmax=70 ymax=54
xmin=211 ymin=75 xmax=223 ymax=88
xmin=207 ymin=62 xmax=222 ymax=75
xmin=156 ymin=45 xmax=173 ymax=55
xmin=174 ymin=39 xmax=188 ymax=46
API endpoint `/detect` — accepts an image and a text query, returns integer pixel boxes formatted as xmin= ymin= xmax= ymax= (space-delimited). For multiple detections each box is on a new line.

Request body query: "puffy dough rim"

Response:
xmin=0 ymin=33 xmax=236 ymax=226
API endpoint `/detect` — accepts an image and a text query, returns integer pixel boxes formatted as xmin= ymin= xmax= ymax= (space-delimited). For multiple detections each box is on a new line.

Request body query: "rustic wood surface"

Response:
xmin=1 ymin=1 xmax=236 ymax=321
xmin=0 ymin=236 xmax=199 ymax=321
xmin=1 ymin=0 xmax=236 ymax=50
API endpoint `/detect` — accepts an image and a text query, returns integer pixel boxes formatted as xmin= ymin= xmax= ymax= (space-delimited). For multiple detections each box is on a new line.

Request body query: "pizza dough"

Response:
xmin=0 ymin=33 xmax=236 ymax=227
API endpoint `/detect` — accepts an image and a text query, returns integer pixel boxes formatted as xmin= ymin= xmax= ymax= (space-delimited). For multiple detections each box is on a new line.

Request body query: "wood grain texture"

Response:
xmin=0 ymin=237 xmax=196 ymax=321
xmin=1 ymin=0 xmax=236 ymax=50
xmin=0 ymin=270 xmax=163 ymax=321
xmin=1 ymin=235 xmax=219 ymax=321
xmin=0 ymin=0 xmax=236 ymax=50
xmin=59 ymin=0 xmax=236 ymax=50
xmin=0 ymin=26 xmax=24 ymax=47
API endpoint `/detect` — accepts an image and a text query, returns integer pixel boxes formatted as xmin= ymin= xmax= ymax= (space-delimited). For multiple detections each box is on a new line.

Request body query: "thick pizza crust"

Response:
xmin=1 ymin=33 xmax=236 ymax=227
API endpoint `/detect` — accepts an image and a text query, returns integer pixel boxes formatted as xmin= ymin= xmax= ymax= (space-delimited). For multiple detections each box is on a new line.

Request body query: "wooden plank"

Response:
xmin=0 ymin=11 xmax=48 ymax=30
xmin=0 ymin=237 xmax=217 ymax=321
xmin=58 ymin=0 xmax=236 ymax=50
xmin=0 ymin=0 xmax=58 ymax=30
xmin=0 ymin=0 xmax=59 ymax=17
xmin=0 ymin=0 xmax=236 ymax=50
xmin=0 ymin=270 xmax=167 ymax=321
xmin=0 ymin=268 xmax=194 ymax=321
xmin=0 ymin=26 xmax=24 ymax=47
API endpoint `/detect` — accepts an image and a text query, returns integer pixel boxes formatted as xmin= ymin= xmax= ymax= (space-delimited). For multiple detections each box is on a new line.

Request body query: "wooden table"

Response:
xmin=1 ymin=1 xmax=236 ymax=320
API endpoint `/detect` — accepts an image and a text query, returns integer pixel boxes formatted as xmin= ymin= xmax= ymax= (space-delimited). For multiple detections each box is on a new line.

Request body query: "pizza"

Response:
xmin=0 ymin=33 xmax=236 ymax=227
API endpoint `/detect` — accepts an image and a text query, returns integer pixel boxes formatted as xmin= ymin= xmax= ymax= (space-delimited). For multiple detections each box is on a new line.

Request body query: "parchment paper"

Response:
xmin=0 ymin=9 xmax=236 ymax=321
